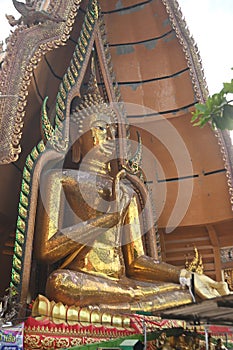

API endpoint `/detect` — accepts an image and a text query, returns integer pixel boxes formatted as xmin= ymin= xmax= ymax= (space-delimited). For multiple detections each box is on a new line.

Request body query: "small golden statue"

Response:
xmin=185 ymin=247 xmax=204 ymax=275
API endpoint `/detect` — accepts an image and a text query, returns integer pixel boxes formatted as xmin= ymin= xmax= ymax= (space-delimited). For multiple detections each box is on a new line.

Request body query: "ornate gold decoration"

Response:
xmin=32 ymin=294 xmax=132 ymax=326
xmin=42 ymin=0 xmax=99 ymax=151
xmin=41 ymin=97 xmax=67 ymax=152
xmin=224 ymin=268 xmax=233 ymax=291
xmin=185 ymin=247 xmax=203 ymax=274
xmin=8 ymin=0 xmax=65 ymax=27
xmin=123 ymin=131 xmax=143 ymax=176
xmin=71 ymin=93 xmax=117 ymax=130
xmin=220 ymin=247 xmax=233 ymax=263
xmin=0 ymin=0 xmax=81 ymax=164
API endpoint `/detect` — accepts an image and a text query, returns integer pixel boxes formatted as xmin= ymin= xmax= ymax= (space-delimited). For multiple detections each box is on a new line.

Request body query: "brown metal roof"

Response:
xmin=159 ymin=294 xmax=233 ymax=326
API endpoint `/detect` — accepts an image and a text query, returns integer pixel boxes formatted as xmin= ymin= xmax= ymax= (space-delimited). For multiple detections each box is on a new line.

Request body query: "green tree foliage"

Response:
xmin=192 ymin=72 xmax=233 ymax=130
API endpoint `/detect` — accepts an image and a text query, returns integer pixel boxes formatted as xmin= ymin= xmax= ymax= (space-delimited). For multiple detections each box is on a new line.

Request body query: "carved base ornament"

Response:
xmin=224 ymin=268 xmax=233 ymax=291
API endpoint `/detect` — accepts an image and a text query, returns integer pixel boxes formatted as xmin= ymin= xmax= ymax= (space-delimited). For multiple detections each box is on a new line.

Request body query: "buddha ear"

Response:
xmin=72 ymin=139 xmax=81 ymax=163
xmin=70 ymin=127 xmax=81 ymax=163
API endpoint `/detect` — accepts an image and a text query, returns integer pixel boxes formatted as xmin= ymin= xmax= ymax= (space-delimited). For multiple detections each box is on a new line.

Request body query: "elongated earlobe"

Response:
xmin=70 ymin=126 xmax=81 ymax=163
xmin=72 ymin=139 xmax=81 ymax=163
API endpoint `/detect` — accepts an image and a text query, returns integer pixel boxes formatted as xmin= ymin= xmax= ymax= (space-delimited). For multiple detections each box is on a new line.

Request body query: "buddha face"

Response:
xmin=90 ymin=113 xmax=116 ymax=159
xmin=75 ymin=110 xmax=117 ymax=165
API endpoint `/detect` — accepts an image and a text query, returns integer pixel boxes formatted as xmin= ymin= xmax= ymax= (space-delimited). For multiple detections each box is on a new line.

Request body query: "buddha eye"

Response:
xmin=97 ymin=126 xmax=106 ymax=131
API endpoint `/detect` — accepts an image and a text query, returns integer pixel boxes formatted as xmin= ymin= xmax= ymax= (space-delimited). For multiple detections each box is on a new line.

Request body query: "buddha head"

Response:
xmin=70 ymin=92 xmax=118 ymax=166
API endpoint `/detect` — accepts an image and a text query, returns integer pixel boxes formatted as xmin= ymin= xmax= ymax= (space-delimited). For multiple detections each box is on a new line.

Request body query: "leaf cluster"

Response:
xmin=192 ymin=72 xmax=233 ymax=130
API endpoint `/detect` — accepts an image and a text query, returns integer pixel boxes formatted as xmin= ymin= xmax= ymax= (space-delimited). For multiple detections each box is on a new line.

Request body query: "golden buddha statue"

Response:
xmin=34 ymin=91 xmax=230 ymax=312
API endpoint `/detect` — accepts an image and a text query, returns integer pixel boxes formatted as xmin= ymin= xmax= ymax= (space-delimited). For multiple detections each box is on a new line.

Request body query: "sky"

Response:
xmin=178 ymin=0 xmax=233 ymax=94
xmin=0 ymin=0 xmax=233 ymax=94
xmin=1 ymin=0 xmax=18 ymax=47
